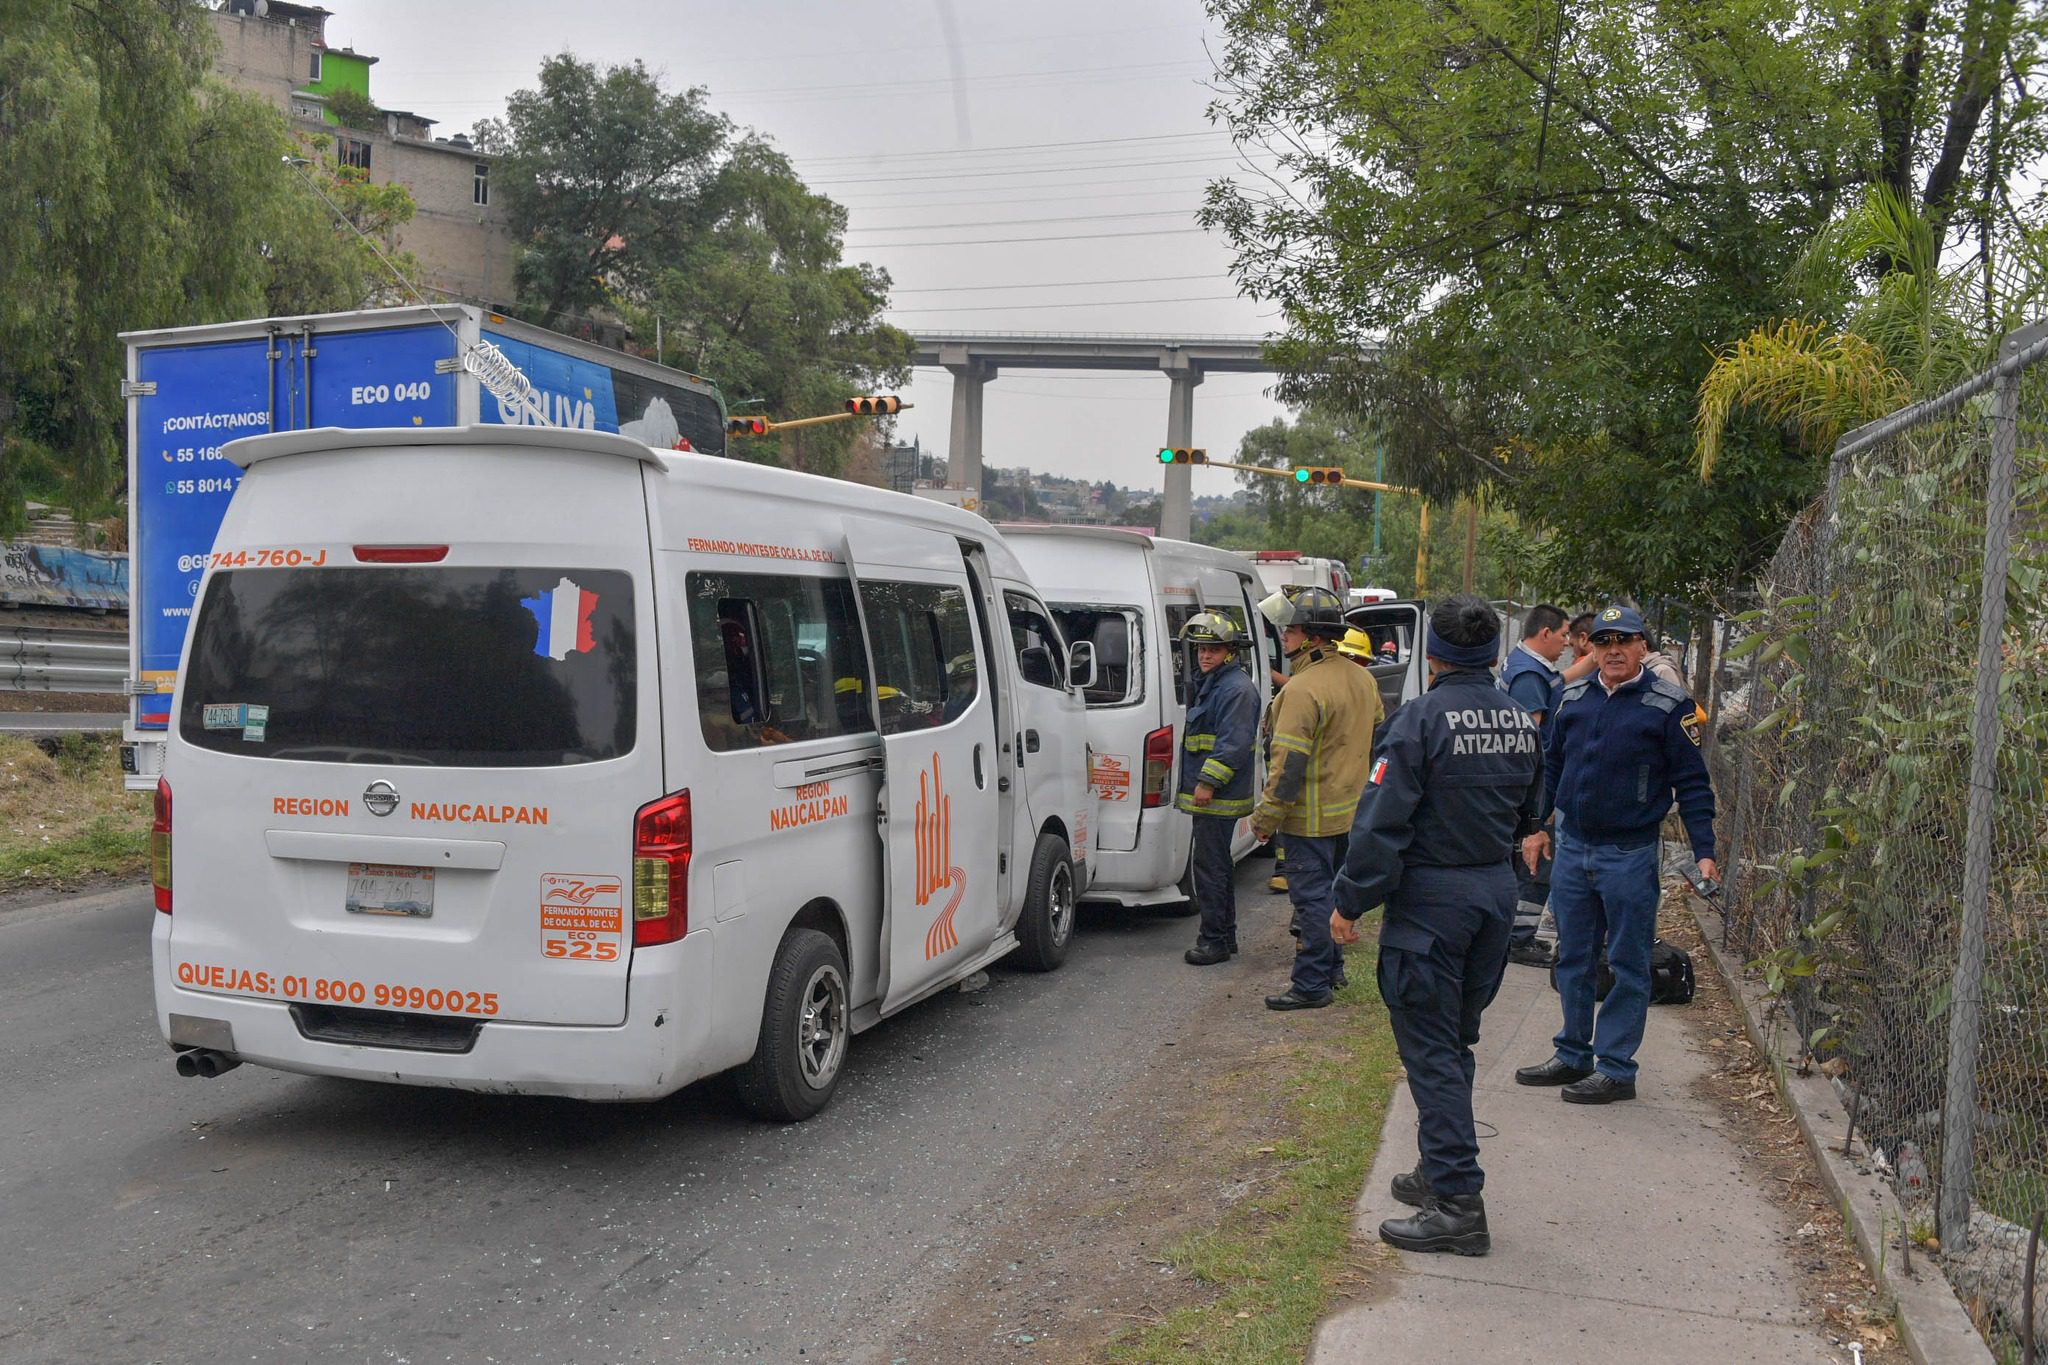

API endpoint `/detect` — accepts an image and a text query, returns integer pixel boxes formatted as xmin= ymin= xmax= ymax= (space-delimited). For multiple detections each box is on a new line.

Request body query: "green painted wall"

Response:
xmin=303 ymin=50 xmax=373 ymax=123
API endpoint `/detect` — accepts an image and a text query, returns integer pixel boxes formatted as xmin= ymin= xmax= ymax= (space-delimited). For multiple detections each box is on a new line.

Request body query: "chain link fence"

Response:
xmin=1712 ymin=321 xmax=2048 ymax=1358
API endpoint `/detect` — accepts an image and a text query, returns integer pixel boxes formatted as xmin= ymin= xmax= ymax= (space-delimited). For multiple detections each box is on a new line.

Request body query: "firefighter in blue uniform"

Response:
xmin=1515 ymin=603 xmax=1717 ymax=1104
xmin=1176 ymin=612 xmax=1261 ymax=966
xmin=1330 ymin=595 xmax=1545 ymax=1256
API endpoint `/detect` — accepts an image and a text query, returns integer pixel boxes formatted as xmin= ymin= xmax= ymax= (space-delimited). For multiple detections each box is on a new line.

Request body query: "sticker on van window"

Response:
xmin=1089 ymin=753 xmax=1132 ymax=802
xmin=242 ymin=703 xmax=269 ymax=742
xmin=540 ymin=874 xmax=623 ymax=962
xmin=520 ymin=576 xmax=599 ymax=661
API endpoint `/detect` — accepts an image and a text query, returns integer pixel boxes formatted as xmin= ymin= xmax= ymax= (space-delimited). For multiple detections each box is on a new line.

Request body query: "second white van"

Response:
xmin=1003 ymin=527 xmax=1272 ymax=907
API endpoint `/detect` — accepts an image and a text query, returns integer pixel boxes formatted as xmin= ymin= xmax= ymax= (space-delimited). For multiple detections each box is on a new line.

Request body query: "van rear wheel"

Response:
xmin=1013 ymin=832 xmax=1075 ymax=972
xmin=735 ymin=928 xmax=849 ymax=1122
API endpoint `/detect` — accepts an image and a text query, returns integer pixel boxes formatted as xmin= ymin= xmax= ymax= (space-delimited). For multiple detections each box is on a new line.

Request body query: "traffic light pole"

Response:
xmin=730 ymin=401 xmax=913 ymax=437
xmin=1202 ymin=458 xmax=1418 ymax=496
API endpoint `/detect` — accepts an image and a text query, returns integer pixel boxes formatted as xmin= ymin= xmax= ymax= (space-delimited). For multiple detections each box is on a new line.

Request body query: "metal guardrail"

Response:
xmin=0 ymin=625 xmax=128 ymax=693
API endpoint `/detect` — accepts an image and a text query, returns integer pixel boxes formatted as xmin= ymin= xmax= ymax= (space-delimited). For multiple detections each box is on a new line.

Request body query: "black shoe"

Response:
xmin=1514 ymin=1057 xmax=1595 ymax=1086
xmin=1390 ymin=1161 xmax=1434 ymax=1209
xmin=1561 ymin=1073 xmax=1637 ymax=1104
xmin=1379 ymin=1192 xmax=1489 ymax=1256
xmin=1184 ymin=942 xmax=1230 ymax=966
xmin=1264 ymin=988 xmax=1333 ymax=1011
xmin=1506 ymin=941 xmax=1554 ymax=967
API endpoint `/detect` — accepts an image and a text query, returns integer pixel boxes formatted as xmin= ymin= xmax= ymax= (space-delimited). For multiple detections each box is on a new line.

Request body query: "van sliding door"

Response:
xmin=842 ymin=517 xmax=1001 ymax=1015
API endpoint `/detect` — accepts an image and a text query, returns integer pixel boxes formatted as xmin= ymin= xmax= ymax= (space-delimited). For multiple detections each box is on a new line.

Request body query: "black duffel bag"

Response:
xmin=1548 ymin=939 xmax=1695 ymax=1005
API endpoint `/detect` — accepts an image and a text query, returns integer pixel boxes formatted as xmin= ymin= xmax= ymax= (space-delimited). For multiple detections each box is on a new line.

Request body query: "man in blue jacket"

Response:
xmin=1515 ymin=604 xmax=1717 ymax=1104
xmin=1177 ymin=612 xmax=1262 ymax=966
xmin=1498 ymin=603 xmax=1569 ymax=967
xmin=1330 ymin=594 xmax=1545 ymax=1256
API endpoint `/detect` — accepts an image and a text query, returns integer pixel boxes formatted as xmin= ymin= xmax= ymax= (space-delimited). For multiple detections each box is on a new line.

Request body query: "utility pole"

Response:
xmin=1462 ymin=498 xmax=1479 ymax=593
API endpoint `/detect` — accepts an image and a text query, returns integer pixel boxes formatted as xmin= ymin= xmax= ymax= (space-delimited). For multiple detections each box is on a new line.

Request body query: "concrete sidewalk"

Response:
xmin=1312 ymin=959 xmax=1842 ymax=1365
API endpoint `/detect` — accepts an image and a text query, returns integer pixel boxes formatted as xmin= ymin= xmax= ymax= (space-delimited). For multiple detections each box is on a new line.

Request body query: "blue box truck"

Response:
xmin=119 ymin=304 xmax=728 ymax=787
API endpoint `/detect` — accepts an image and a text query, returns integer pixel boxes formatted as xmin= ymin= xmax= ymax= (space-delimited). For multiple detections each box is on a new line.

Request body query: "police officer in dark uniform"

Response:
xmin=1175 ymin=612 xmax=1261 ymax=965
xmin=1330 ymin=595 xmax=1544 ymax=1256
xmin=1516 ymin=603 xmax=1716 ymax=1103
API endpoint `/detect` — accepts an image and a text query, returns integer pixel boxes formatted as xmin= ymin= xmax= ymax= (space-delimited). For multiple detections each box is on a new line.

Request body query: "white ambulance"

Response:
xmin=151 ymin=425 xmax=1094 ymax=1120
xmin=1001 ymin=527 xmax=1271 ymax=907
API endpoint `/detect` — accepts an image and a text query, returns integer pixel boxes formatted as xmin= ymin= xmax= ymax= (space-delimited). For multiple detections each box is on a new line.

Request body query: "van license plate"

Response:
xmin=346 ymin=863 xmax=435 ymax=918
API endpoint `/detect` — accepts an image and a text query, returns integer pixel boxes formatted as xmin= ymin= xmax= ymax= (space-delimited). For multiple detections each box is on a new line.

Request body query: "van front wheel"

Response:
xmin=1013 ymin=832 xmax=1075 ymax=972
xmin=735 ymin=928 xmax=849 ymax=1122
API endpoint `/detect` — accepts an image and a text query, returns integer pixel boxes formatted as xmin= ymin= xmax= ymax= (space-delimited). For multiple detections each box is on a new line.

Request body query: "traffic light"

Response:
xmin=727 ymin=416 xmax=769 ymax=437
xmin=1156 ymin=447 xmax=1208 ymax=464
xmin=1294 ymin=466 xmax=1345 ymax=484
xmin=847 ymin=395 xmax=903 ymax=415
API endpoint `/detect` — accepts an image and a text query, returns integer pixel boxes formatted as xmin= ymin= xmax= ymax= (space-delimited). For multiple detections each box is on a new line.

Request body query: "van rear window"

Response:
xmin=179 ymin=567 xmax=635 ymax=766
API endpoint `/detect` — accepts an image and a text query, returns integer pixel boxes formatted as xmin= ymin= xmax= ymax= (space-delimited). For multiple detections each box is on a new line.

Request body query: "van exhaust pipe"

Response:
xmin=174 ymin=1048 xmax=241 ymax=1078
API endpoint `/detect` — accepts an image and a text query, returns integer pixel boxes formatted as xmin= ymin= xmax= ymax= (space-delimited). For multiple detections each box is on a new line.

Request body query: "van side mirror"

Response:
xmin=1066 ymin=640 xmax=1097 ymax=690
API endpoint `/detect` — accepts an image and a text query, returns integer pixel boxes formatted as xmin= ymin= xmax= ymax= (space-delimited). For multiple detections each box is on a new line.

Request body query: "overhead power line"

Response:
xmin=805 ymin=151 xmax=1274 ymax=188
xmin=888 ymin=273 xmax=1221 ymax=294
xmin=796 ymin=129 xmax=1226 ymax=166
xmin=847 ymin=207 xmax=1197 ymax=234
xmin=857 ymin=226 xmax=1213 ymax=248
xmin=886 ymin=294 xmax=1248 ymax=314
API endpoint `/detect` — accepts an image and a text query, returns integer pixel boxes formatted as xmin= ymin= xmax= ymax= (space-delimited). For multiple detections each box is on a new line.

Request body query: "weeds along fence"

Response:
xmin=1713 ymin=320 xmax=2048 ymax=1356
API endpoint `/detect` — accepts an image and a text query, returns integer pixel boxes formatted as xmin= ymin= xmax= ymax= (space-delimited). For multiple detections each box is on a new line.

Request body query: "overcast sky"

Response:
xmin=330 ymin=0 xmax=1291 ymax=492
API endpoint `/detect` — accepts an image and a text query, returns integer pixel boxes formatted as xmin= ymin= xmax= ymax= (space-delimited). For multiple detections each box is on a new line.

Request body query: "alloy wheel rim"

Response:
xmin=1048 ymin=862 xmax=1074 ymax=946
xmin=797 ymin=964 xmax=848 ymax=1088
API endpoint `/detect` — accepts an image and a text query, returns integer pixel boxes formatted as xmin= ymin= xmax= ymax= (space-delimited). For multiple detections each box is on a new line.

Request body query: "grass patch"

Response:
xmin=0 ymin=733 xmax=151 ymax=889
xmin=1108 ymin=930 xmax=1404 ymax=1364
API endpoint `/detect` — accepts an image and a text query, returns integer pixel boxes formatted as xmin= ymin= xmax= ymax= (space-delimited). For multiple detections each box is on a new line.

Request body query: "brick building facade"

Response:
xmin=207 ymin=1 xmax=517 ymax=307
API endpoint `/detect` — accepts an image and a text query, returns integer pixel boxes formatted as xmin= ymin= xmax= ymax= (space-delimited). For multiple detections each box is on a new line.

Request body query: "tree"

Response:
xmin=477 ymin=57 xmax=913 ymax=475
xmin=1202 ymin=0 xmax=2048 ymax=605
xmin=0 ymin=0 xmax=410 ymax=525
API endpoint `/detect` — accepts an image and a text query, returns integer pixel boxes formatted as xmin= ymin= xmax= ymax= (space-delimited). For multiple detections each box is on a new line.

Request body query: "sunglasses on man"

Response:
xmin=1589 ymin=632 xmax=1643 ymax=647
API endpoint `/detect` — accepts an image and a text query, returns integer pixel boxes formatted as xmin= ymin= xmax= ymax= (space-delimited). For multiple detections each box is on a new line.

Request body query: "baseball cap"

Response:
xmin=1588 ymin=604 xmax=1646 ymax=639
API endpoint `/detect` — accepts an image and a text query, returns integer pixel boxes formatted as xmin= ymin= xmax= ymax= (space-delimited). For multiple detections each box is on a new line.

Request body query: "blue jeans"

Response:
xmin=1190 ymin=814 xmax=1238 ymax=950
xmin=1549 ymin=827 xmax=1659 ymax=1082
xmin=1285 ymin=834 xmax=1346 ymax=996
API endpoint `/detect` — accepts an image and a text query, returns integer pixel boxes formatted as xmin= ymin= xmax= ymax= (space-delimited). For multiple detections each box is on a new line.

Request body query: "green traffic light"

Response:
xmin=1158 ymin=448 xmax=1175 ymax=463
xmin=1294 ymin=467 xmax=1310 ymax=482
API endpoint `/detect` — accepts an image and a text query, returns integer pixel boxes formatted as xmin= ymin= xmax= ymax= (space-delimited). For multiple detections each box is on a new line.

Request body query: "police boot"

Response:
xmin=1390 ymin=1160 xmax=1434 ymax=1208
xmin=1184 ymin=941 xmax=1230 ymax=967
xmin=1379 ymin=1192 xmax=1489 ymax=1256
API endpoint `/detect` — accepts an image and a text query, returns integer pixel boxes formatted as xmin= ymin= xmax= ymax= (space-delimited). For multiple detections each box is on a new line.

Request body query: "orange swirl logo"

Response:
xmin=915 ymin=754 xmax=964 ymax=960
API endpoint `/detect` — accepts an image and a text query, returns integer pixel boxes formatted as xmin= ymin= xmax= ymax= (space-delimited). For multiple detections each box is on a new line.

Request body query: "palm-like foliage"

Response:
xmin=1696 ymin=185 xmax=2044 ymax=480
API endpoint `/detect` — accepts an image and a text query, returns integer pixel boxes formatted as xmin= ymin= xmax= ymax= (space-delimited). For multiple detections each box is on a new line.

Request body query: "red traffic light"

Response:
xmin=847 ymin=395 xmax=903 ymax=415
xmin=1156 ymin=448 xmax=1208 ymax=464
xmin=727 ymin=417 xmax=769 ymax=437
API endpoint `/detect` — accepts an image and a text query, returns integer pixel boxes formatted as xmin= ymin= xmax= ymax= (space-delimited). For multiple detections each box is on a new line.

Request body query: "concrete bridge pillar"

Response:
xmin=1160 ymin=360 xmax=1204 ymax=540
xmin=942 ymin=349 xmax=996 ymax=495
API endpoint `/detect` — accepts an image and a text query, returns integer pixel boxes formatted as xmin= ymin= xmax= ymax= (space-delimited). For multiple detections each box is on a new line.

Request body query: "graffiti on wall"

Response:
xmin=0 ymin=544 xmax=129 ymax=610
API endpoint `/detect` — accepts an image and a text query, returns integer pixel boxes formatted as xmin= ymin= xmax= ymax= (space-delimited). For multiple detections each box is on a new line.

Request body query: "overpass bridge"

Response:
xmin=912 ymin=330 xmax=1272 ymax=539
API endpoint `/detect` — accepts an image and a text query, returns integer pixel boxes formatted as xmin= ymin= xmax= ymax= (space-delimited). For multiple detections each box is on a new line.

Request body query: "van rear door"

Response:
xmin=164 ymin=445 xmax=656 ymax=1029
xmin=842 ymin=518 xmax=1001 ymax=1015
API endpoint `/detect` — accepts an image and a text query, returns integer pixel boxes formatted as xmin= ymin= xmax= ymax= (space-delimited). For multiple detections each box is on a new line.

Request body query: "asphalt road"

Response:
xmin=0 ymin=869 xmax=1273 ymax=1364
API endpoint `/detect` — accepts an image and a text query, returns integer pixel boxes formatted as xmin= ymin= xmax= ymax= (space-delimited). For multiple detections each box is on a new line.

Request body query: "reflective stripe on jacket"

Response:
xmin=1253 ymin=647 xmax=1383 ymax=838
xmin=1176 ymin=662 xmax=1260 ymax=817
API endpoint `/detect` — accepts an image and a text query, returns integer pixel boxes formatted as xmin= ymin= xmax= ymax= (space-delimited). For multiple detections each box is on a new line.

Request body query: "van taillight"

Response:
xmin=632 ymin=790 xmax=691 ymax=946
xmin=151 ymin=779 xmax=172 ymax=914
xmin=353 ymin=545 xmax=448 ymax=563
xmin=1141 ymin=726 xmax=1173 ymax=808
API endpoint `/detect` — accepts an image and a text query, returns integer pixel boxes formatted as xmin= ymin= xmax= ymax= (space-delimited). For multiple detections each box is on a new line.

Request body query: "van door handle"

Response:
xmin=973 ymin=743 xmax=987 ymax=789
xmin=1025 ymin=729 xmax=1041 ymax=754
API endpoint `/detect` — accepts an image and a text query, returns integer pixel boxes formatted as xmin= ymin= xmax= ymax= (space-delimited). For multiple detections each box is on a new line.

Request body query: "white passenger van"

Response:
xmin=1002 ymin=527 xmax=1271 ymax=907
xmin=151 ymin=425 xmax=1095 ymax=1120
